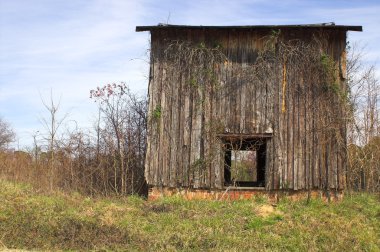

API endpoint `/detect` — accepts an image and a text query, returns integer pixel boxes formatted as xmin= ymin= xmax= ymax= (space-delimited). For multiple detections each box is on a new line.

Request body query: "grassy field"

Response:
xmin=0 ymin=180 xmax=379 ymax=251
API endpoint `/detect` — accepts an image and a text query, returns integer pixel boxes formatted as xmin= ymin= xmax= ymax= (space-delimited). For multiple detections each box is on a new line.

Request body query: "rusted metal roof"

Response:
xmin=136 ymin=23 xmax=362 ymax=32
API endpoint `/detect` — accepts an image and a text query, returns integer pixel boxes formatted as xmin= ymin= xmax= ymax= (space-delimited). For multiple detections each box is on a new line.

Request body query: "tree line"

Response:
xmin=0 ymin=83 xmax=148 ymax=196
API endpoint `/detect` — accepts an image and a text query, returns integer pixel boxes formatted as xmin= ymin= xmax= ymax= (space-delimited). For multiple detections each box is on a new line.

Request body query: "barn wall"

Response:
xmin=145 ymin=28 xmax=347 ymax=190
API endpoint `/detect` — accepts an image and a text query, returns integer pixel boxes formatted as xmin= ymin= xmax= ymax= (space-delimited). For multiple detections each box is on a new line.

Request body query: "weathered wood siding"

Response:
xmin=145 ymin=28 xmax=347 ymax=190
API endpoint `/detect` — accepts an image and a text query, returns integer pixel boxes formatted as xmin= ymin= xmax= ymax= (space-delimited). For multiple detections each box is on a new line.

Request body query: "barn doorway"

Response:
xmin=222 ymin=137 xmax=268 ymax=187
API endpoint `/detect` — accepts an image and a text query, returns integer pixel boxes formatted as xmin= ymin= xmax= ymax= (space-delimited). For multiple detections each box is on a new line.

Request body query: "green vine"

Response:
xmin=191 ymin=158 xmax=206 ymax=172
xmin=320 ymin=53 xmax=349 ymax=101
xmin=152 ymin=105 xmax=162 ymax=120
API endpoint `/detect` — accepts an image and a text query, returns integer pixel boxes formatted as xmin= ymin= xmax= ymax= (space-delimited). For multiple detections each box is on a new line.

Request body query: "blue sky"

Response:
xmin=0 ymin=0 xmax=379 ymax=148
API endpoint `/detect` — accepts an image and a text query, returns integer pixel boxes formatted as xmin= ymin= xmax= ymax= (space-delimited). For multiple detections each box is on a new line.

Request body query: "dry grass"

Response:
xmin=0 ymin=180 xmax=379 ymax=251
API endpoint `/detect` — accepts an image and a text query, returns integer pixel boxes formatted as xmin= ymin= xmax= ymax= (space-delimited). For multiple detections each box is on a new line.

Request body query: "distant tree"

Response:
xmin=0 ymin=116 xmax=15 ymax=150
xmin=39 ymin=91 xmax=68 ymax=191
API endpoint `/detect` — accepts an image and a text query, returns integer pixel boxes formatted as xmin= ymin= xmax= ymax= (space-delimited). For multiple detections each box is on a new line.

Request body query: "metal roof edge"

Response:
xmin=136 ymin=23 xmax=362 ymax=32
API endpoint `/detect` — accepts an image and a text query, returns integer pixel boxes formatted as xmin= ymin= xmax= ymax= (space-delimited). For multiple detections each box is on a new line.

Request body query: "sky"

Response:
xmin=0 ymin=0 xmax=379 ymax=148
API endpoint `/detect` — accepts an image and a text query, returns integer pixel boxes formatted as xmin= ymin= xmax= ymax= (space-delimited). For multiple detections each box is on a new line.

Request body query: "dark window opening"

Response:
xmin=224 ymin=138 xmax=266 ymax=187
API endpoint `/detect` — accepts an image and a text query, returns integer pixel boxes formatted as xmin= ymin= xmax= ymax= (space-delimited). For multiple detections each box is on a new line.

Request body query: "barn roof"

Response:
xmin=136 ymin=23 xmax=362 ymax=32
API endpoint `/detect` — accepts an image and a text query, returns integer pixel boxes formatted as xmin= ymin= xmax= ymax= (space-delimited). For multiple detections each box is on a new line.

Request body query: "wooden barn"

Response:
xmin=136 ymin=23 xmax=362 ymax=199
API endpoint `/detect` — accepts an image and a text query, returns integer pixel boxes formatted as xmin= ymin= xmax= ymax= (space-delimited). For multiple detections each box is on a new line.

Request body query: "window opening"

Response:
xmin=224 ymin=138 xmax=266 ymax=187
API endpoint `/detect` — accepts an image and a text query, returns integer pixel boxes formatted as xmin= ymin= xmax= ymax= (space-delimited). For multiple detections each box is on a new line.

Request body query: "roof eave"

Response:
xmin=136 ymin=24 xmax=363 ymax=32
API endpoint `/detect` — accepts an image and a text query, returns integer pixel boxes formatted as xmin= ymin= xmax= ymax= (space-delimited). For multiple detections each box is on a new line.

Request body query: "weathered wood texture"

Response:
xmin=145 ymin=28 xmax=348 ymax=190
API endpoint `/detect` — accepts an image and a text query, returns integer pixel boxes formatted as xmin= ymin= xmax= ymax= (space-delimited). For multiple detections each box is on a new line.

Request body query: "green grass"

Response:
xmin=0 ymin=180 xmax=379 ymax=251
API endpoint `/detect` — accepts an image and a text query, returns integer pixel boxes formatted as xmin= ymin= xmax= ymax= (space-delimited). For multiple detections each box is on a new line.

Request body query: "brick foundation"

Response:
xmin=148 ymin=187 xmax=344 ymax=202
